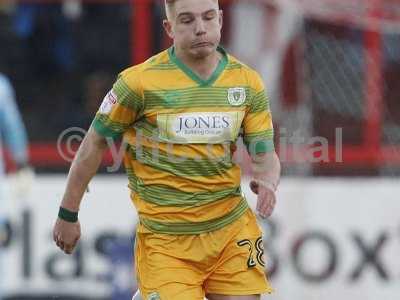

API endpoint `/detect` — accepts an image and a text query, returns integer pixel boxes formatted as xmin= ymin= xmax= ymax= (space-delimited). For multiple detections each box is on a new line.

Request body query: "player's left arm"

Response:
xmin=242 ymin=70 xmax=281 ymax=218
xmin=250 ymin=151 xmax=280 ymax=218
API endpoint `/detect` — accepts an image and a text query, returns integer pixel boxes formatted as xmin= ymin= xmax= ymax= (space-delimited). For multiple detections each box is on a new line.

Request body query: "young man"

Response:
xmin=53 ymin=0 xmax=281 ymax=299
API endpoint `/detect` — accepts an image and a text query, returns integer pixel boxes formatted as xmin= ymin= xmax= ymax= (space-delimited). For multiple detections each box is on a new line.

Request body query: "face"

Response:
xmin=163 ymin=0 xmax=223 ymax=59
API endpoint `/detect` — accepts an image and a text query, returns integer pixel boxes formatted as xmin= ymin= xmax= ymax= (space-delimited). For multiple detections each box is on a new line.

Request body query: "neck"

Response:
xmin=175 ymin=47 xmax=222 ymax=80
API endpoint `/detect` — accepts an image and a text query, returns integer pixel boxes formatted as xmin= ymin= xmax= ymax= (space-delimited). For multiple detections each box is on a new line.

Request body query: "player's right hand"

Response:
xmin=53 ymin=219 xmax=81 ymax=255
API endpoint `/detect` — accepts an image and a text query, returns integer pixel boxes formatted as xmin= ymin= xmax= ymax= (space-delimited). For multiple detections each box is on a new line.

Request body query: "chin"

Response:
xmin=191 ymin=46 xmax=214 ymax=59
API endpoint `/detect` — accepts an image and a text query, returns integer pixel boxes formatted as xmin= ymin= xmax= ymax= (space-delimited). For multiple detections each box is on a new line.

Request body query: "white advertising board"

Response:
xmin=1 ymin=176 xmax=399 ymax=300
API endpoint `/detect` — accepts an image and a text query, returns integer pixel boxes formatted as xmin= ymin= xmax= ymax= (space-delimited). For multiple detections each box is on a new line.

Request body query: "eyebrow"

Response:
xmin=177 ymin=9 xmax=217 ymax=19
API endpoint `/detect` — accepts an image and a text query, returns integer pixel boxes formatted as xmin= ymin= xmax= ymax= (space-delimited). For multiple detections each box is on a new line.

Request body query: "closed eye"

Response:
xmin=181 ymin=18 xmax=193 ymax=24
xmin=203 ymin=10 xmax=217 ymax=20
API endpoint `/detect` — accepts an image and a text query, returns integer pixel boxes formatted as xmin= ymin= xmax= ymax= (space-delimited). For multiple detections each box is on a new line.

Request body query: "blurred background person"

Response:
xmin=0 ymin=72 xmax=33 ymax=300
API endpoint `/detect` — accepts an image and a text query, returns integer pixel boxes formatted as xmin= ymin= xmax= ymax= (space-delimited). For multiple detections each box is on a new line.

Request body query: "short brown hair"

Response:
xmin=164 ymin=0 xmax=218 ymax=20
xmin=164 ymin=0 xmax=177 ymax=20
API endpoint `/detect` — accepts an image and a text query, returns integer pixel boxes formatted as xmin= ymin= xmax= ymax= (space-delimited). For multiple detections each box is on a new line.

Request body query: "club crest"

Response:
xmin=147 ymin=292 xmax=161 ymax=300
xmin=227 ymin=87 xmax=246 ymax=106
xmin=164 ymin=91 xmax=181 ymax=107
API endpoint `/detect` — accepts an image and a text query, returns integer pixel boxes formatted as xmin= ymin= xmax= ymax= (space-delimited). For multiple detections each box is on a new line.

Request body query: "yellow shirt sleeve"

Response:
xmin=92 ymin=68 xmax=144 ymax=139
xmin=242 ymin=70 xmax=275 ymax=155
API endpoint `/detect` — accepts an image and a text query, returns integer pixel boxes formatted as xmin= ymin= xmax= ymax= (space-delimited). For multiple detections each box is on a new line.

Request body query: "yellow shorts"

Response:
xmin=135 ymin=209 xmax=273 ymax=300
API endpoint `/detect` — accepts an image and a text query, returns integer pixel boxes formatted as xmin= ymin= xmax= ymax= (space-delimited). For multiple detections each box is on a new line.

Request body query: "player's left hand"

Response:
xmin=250 ymin=180 xmax=276 ymax=218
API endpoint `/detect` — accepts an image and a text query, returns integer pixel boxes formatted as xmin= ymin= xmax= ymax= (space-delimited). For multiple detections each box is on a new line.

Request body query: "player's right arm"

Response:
xmin=53 ymin=127 xmax=108 ymax=255
xmin=53 ymin=69 xmax=144 ymax=255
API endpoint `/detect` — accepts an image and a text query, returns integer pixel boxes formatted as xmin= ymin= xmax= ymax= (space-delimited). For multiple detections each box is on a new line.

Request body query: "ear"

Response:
xmin=218 ymin=9 xmax=223 ymax=28
xmin=163 ymin=19 xmax=174 ymax=39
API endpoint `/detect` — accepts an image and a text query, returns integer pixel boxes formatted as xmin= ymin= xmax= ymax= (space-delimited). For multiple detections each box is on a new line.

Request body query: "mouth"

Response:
xmin=192 ymin=42 xmax=213 ymax=48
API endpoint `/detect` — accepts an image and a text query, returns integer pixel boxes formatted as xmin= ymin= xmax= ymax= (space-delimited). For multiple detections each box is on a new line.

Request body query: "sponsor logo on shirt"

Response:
xmin=157 ymin=111 xmax=244 ymax=144
xmin=99 ymin=90 xmax=117 ymax=114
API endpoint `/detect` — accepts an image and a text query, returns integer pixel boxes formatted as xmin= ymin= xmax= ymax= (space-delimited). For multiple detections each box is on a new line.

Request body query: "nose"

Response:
xmin=194 ymin=19 xmax=206 ymax=36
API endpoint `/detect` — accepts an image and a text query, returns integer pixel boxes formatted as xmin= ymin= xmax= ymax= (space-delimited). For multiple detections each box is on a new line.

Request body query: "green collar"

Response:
xmin=168 ymin=46 xmax=228 ymax=87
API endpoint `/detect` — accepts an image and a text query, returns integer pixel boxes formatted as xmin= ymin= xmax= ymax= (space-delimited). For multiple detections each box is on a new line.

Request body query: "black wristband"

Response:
xmin=58 ymin=207 xmax=78 ymax=223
